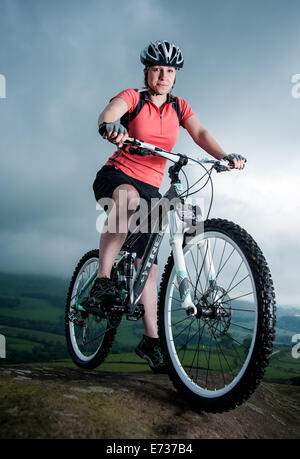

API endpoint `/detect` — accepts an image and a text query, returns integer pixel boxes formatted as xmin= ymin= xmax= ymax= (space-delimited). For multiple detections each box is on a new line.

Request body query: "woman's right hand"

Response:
xmin=98 ymin=121 xmax=128 ymax=148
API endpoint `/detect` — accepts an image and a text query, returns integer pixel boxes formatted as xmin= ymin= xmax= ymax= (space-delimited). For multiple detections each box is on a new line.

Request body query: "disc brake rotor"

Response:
xmin=199 ymin=286 xmax=232 ymax=338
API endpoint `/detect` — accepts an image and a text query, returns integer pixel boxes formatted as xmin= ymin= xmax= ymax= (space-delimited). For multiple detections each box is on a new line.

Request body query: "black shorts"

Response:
xmin=93 ymin=165 xmax=161 ymax=262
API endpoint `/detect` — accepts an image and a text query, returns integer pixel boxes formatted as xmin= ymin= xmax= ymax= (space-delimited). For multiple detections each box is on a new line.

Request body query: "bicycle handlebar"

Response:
xmin=123 ymin=137 xmax=245 ymax=173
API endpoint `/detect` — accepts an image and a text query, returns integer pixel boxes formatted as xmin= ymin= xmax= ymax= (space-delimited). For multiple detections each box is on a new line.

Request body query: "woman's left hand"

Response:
xmin=224 ymin=153 xmax=247 ymax=170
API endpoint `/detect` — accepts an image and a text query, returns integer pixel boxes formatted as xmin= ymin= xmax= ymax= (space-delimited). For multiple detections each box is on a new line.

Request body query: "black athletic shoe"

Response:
xmin=89 ymin=277 xmax=117 ymax=303
xmin=135 ymin=335 xmax=168 ymax=374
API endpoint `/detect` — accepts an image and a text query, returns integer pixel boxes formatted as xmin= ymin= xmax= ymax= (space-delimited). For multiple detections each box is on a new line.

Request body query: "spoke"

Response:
xmin=226 ymin=273 xmax=250 ymax=294
xmin=175 ymin=322 xmax=202 ymax=355
xmin=222 ymin=331 xmax=250 ymax=365
xmin=229 ymin=322 xmax=253 ymax=332
xmin=195 ymin=242 xmax=209 ymax=297
xmin=215 ymin=240 xmax=227 ymax=282
xmin=172 ymin=306 xmax=187 ymax=312
xmin=226 ymin=259 xmax=244 ymax=294
xmin=80 ymin=326 xmax=107 ymax=346
xmin=195 ymin=320 xmax=201 ymax=382
xmin=210 ymin=329 xmax=235 ymax=378
xmin=195 ymin=323 xmax=211 ymax=374
xmin=172 ymin=314 xmax=194 ymax=327
xmin=186 ymin=273 xmax=203 ymax=300
xmin=188 ymin=320 xmax=203 ymax=375
xmin=196 ymin=245 xmax=204 ymax=293
xmin=172 ymin=316 xmax=197 ymax=340
xmin=189 ymin=250 xmax=204 ymax=296
xmin=187 ymin=322 xmax=207 ymax=378
xmin=223 ymin=331 xmax=251 ymax=350
xmin=215 ymin=341 xmax=227 ymax=386
xmin=216 ymin=274 xmax=250 ymax=304
xmin=205 ymin=332 xmax=214 ymax=388
xmin=170 ymin=296 xmax=181 ymax=303
xmin=73 ymin=314 xmax=113 ymax=348
xmin=216 ymin=246 xmax=236 ymax=279
xmin=230 ymin=307 xmax=255 ymax=312
xmin=212 ymin=256 xmax=244 ymax=305
xmin=180 ymin=315 xmax=196 ymax=366
xmin=221 ymin=291 xmax=254 ymax=304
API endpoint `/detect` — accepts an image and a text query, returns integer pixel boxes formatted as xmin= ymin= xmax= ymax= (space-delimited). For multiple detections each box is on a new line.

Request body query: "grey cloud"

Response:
xmin=0 ymin=0 xmax=300 ymax=305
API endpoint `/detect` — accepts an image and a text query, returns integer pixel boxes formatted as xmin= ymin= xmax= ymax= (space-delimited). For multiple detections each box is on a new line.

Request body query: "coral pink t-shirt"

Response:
xmin=105 ymin=88 xmax=195 ymax=188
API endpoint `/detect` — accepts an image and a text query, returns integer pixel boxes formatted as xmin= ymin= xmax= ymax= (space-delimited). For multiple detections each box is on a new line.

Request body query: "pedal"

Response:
xmin=79 ymin=295 xmax=126 ymax=317
xmin=127 ymin=304 xmax=144 ymax=321
xmin=80 ymin=293 xmax=122 ymax=307
xmin=109 ymin=304 xmax=126 ymax=313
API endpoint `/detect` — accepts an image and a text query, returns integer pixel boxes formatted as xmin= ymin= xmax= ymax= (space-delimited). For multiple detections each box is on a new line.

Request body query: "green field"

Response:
xmin=0 ymin=272 xmax=299 ymax=383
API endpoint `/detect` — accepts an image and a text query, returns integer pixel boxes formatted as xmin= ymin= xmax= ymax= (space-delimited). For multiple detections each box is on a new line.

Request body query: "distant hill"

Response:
xmin=0 ymin=272 xmax=299 ymax=383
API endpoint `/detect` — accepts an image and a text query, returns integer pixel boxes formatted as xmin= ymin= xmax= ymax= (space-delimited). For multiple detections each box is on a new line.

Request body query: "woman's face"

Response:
xmin=146 ymin=65 xmax=176 ymax=95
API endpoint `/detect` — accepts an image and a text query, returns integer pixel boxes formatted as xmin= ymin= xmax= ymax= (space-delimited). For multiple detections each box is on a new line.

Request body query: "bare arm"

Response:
xmin=98 ymin=97 xmax=128 ymax=125
xmin=98 ymin=97 xmax=129 ymax=147
xmin=184 ymin=115 xmax=226 ymax=159
xmin=184 ymin=115 xmax=245 ymax=169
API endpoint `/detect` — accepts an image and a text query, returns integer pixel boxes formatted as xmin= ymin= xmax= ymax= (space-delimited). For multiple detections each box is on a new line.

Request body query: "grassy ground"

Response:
xmin=0 ymin=364 xmax=299 ymax=439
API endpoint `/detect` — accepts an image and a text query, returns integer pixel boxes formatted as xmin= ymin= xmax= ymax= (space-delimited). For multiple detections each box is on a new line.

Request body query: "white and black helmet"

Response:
xmin=140 ymin=40 xmax=184 ymax=69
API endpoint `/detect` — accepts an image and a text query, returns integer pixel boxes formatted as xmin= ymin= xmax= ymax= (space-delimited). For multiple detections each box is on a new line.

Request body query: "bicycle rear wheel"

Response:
xmin=158 ymin=219 xmax=276 ymax=413
xmin=65 ymin=249 xmax=121 ymax=369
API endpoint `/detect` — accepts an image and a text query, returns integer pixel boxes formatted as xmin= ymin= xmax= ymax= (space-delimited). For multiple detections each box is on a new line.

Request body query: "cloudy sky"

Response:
xmin=0 ymin=0 xmax=299 ymax=307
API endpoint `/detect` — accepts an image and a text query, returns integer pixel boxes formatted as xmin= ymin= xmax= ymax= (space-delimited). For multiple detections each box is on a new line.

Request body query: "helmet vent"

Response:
xmin=148 ymin=45 xmax=157 ymax=59
xmin=140 ymin=40 xmax=184 ymax=69
xmin=157 ymin=43 xmax=164 ymax=57
xmin=170 ymin=47 xmax=177 ymax=61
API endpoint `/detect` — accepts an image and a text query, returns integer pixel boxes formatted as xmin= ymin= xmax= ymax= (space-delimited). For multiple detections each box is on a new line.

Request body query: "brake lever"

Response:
xmin=214 ymin=162 xmax=229 ymax=173
xmin=214 ymin=159 xmax=247 ymax=172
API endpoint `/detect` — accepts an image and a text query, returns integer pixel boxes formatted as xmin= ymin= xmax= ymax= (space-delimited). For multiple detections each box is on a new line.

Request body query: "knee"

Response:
xmin=127 ymin=189 xmax=140 ymax=213
xmin=113 ymin=185 xmax=140 ymax=215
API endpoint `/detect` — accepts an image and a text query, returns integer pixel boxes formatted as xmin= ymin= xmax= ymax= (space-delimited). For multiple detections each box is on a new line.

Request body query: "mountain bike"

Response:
xmin=65 ymin=138 xmax=276 ymax=413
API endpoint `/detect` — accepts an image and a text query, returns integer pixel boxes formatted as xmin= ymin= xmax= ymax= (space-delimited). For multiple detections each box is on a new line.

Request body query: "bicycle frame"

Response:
xmin=123 ymin=181 xmax=201 ymax=317
xmin=75 ymin=138 xmax=229 ymax=318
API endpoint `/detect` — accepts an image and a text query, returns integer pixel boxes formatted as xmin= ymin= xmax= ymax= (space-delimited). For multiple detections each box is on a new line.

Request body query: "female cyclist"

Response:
xmin=91 ymin=40 xmax=245 ymax=373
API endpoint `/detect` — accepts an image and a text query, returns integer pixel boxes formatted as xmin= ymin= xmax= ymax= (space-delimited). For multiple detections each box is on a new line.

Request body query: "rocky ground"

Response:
xmin=0 ymin=364 xmax=299 ymax=439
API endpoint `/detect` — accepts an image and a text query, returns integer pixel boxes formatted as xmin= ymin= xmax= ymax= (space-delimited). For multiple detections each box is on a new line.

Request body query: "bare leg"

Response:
xmin=135 ymin=258 xmax=158 ymax=338
xmin=97 ymin=184 xmax=140 ymax=278
xmin=97 ymin=185 xmax=159 ymax=339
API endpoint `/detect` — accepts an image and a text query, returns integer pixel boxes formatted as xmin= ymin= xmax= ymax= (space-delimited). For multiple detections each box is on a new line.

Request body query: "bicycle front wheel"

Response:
xmin=65 ymin=249 xmax=120 ymax=369
xmin=158 ymin=219 xmax=276 ymax=413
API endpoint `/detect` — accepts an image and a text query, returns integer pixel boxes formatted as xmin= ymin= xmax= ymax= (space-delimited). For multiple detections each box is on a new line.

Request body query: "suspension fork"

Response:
xmin=197 ymin=238 xmax=219 ymax=304
xmin=169 ymin=207 xmax=220 ymax=312
xmin=198 ymin=238 xmax=217 ymax=286
xmin=168 ymin=209 xmax=197 ymax=315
